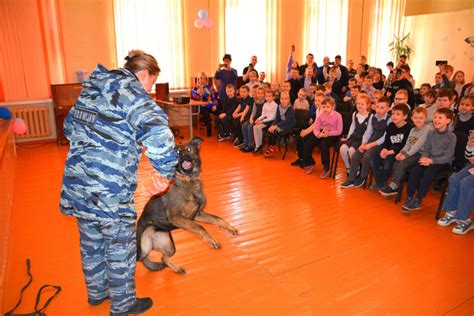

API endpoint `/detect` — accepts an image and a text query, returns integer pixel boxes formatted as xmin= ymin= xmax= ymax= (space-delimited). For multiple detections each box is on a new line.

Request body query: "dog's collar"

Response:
xmin=175 ymin=171 xmax=200 ymax=182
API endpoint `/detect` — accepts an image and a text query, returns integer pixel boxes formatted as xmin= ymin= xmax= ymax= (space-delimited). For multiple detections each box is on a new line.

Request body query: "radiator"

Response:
xmin=0 ymin=99 xmax=56 ymax=143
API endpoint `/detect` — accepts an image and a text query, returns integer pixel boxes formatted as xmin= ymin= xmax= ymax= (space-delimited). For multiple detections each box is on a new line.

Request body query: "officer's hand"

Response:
xmin=146 ymin=174 xmax=170 ymax=196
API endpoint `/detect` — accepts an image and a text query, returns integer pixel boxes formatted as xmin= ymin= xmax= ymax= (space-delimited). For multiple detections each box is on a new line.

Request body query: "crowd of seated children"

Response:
xmin=191 ymin=72 xmax=219 ymax=136
xmin=215 ymin=84 xmax=239 ymax=141
xmin=294 ymin=97 xmax=342 ymax=178
xmin=401 ymin=108 xmax=456 ymax=212
xmin=197 ymin=52 xmax=472 ymax=234
xmin=252 ymin=90 xmax=278 ymax=153
xmin=241 ymin=86 xmax=266 ymax=152
xmin=437 ymin=140 xmax=474 ymax=235
xmin=264 ymin=91 xmax=296 ymax=158
xmin=379 ymin=107 xmax=431 ymax=196
xmin=231 ymin=86 xmax=253 ymax=147
xmin=370 ymin=103 xmax=412 ymax=190
xmin=340 ymin=96 xmax=392 ymax=188
xmin=339 ymin=94 xmax=372 ymax=175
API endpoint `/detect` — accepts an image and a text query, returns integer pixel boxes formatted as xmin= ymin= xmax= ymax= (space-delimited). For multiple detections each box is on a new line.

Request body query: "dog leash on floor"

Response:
xmin=4 ymin=259 xmax=61 ymax=316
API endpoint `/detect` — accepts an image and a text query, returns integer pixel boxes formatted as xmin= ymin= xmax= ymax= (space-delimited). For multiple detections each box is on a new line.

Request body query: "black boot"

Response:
xmin=110 ymin=297 xmax=153 ymax=316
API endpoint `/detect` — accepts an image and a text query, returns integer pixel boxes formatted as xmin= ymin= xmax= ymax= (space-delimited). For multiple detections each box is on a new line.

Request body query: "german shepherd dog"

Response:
xmin=137 ymin=137 xmax=238 ymax=274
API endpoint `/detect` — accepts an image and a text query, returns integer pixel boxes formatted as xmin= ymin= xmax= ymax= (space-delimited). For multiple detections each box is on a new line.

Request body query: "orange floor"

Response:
xmin=3 ymin=128 xmax=473 ymax=315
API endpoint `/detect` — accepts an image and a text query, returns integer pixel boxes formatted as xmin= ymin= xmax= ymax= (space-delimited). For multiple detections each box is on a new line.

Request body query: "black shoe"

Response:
xmin=353 ymin=178 xmax=366 ymax=188
xmin=290 ymin=158 xmax=303 ymax=167
xmin=89 ymin=295 xmax=109 ymax=306
xmin=110 ymin=297 xmax=153 ymax=316
xmin=253 ymin=145 xmax=262 ymax=154
xmin=379 ymin=185 xmax=398 ymax=197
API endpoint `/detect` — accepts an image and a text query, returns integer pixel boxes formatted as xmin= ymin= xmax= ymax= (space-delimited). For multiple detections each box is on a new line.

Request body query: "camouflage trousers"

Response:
xmin=77 ymin=218 xmax=137 ymax=314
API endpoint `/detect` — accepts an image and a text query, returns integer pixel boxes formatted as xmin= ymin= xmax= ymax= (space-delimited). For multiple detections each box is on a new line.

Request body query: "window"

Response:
xmin=224 ymin=0 xmax=277 ymax=81
xmin=114 ymin=0 xmax=187 ymax=89
xmin=304 ymin=0 xmax=349 ymax=64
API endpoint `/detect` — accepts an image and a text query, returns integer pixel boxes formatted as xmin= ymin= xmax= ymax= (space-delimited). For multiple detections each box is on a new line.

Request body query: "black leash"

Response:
xmin=4 ymin=259 xmax=61 ymax=316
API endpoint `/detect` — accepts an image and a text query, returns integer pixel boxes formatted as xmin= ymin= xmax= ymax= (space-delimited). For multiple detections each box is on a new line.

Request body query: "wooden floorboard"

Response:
xmin=2 ymin=130 xmax=473 ymax=315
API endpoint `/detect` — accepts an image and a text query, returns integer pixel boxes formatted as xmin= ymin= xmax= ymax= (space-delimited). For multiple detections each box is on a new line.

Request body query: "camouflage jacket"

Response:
xmin=60 ymin=64 xmax=177 ymax=222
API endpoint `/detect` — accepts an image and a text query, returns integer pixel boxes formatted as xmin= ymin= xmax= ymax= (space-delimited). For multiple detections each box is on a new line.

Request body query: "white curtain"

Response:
xmin=114 ymin=0 xmax=187 ymax=89
xmin=304 ymin=0 xmax=349 ymax=64
xmin=224 ymin=0 xmax=277 ymax=81
xmin=367 ymin=0 xmax=411 ymax=69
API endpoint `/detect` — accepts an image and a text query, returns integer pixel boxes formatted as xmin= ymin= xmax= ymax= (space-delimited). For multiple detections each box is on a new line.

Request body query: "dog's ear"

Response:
xmin=191 ymin=136 xmax=203 ymax=148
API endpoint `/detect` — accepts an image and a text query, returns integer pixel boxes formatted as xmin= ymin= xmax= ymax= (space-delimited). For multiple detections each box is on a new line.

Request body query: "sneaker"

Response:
xmin=369 ymin=183 xmax=384 ymax=190
xmin=110 ymin=297 xmax=153 ymax=316
xmin=437 ymin=211 xmax=457 ymax=227
xmin=353 ymin=178 xmax=366 ymax=188
xmin=264 ymin=146 xmax=276 ymax=158
xmin=290 ymin=159 xmax=303 ymax=167
xmin=402 ymin=197 xmax=421 ymax=213
xmin=304 ymin=165 xmax=314 ymax=174
xmin=218 ymin=134 xmax=230 ymax=142
xmin=452 ymin=219 xmax=474 ymax=235
xmin=320 ymin=169 xmax=330 ymax=179
xmin=340 ymin=180 xmax=354 ymax=188
xmin=241 ymin=146 xmax=253 ymax=153
xmin=379 ymin=185 xmax=398 ymax=197
xmin=88 ymin=296 xmax=109 ymax=306
xmin=233 ymin=140 xmax=244 ymax=148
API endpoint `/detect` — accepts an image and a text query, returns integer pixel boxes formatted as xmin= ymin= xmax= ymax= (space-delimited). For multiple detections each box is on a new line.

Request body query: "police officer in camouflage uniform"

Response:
xmin=60 ymin=50 xmax=177 ymax=315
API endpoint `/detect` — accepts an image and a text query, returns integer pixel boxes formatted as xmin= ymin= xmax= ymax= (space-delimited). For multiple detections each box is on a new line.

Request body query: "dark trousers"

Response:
xmin=390 ymin=153 xmax=421 ymax=186
xmin=347 ymin=145 xmax=382 ymax=182
xmin=200 ymin=107 xmax=218 ymax=136
xmin=232 ymin=118 xmax=244 ymax=141
xmin=297 ymin=133 xmax=339 ymax=170
xmin=214 ymin=115 xmax=232 ymax=137
xmin=407 ymin=163 xmax=451 ymax=199
xmin=371 ymin=153 xmax=396 ymax=186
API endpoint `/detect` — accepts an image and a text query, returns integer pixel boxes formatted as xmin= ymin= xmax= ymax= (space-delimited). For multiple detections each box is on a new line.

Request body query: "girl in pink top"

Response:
xmin=297 ymin=97 xmax=343 ymax=178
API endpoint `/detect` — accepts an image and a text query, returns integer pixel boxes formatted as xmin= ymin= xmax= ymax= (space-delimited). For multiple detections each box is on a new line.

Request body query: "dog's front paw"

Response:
xmin=176 ymin=267 xmax=186 ymax=275
xmin=208 ymin=239 xmax=221 ymax=249
xmin=228 ymin=227 xmax=239 ymax=235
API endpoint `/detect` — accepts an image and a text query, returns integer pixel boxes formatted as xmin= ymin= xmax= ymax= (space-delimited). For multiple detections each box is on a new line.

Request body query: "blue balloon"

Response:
xmin=0 ymin=106 xmax=12 ymax=119
xmin=198 ymin=9 xmax=208 ymax=20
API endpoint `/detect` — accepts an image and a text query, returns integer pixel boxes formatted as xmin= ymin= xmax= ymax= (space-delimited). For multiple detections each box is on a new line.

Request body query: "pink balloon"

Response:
xmin=204 ymin=17 xmax=212 ymax=28
xmin=13 ymin=118 xmax=27 ymax=135
xmin=194 ymin=18 xmax=204 ymax=29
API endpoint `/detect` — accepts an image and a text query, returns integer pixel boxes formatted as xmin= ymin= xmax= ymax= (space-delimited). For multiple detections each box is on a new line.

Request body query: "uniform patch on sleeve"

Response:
xmin=72 ymin=106 xmax=98 ymax=125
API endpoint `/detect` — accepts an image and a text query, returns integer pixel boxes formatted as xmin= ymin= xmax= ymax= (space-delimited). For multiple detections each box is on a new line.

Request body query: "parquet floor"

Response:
xmin=3 ymin=128 xmax=473 ymax=315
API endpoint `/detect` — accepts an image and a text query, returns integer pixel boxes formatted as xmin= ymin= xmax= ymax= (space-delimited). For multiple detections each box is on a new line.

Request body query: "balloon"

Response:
xmin=13 ymin=118 xmax=27 ymax=135
xmin=0 ymin=106 xmax=12 ymax=119
xmin=203 ymin=17 xmax=212 ymax=28
xmin=194 ymin=18 xmax=203 ymax=29
xmin=198 ymin=9 xmax=208 ymax=19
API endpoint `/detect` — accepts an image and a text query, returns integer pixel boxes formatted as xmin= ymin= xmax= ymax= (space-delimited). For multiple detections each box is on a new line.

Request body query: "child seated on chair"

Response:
xmin=401 ymin=108 xmax=456 ymax=213
xmin=231 ymin=85 xmax=253 ymax=148
xmin=340 ymin=97 xmax=392 ymax=188
xmin=437 ymin=138 xmax=474 ymax=235
xmin=294 ymin=88 xmax=310 ymax=110
xmin=271 ymin=82 xmax=281 ymax=103
xmin=426 ymin=89 xmax=452 ymax=123
xmin=370 ymin=103 xmax=412 ymax=190
xmin=253 ymin=90 xmax=278 ymax=153
xmin=379 ymin=107 xmax=431 ymax=196
xmin=342 ymin=84 xmax=361 ymax=113
xmin=215 ymin=84 xmax=239 ymax=141
xmin=452 ymin=96 xmax=474 ymax=171
xmin=339 ymin=94 xmax=371 ymax=175
xmin=241 ymin=86 xmax=265 ymax=153
xmin=264 ymin=91 xmax=296 ymax=158
xmin=372 ymin=89 xmax=383 ymax=112
xmin=296 ymin=97 xmax=343 ymax=178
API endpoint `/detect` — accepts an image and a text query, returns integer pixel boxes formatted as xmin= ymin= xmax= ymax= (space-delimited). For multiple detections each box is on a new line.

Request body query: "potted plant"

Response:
xmin=389 ymin=32 xmax=413 ymax=62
